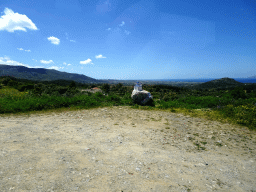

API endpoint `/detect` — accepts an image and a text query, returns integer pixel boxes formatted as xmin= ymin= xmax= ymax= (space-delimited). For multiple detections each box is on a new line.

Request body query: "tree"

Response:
xmin=116 ymin=83 xmax=123 ymax=89
xmin=101 ymin=83 xmax=110 ymax=94
xmin=58 ymin=88 xmax=68 ymax=95
xmin=7 ymin=80 xmax=19 ymax=88
xmin=155 ymin=86 xmax=160 ymax=92
xmin=2 ymin=77 xmax=12 ymax=86
xmin=33 ymin=84 xmax=44 ymax=96
xmin=68 ymin=81 xmax=77 ymax=89
xmin=119 ymin=86 xmax=127 ymax=96
xmin=18 ymin=84 xmax=34 ymax=92
xmin=90 ymin=84 xmax=97 ymax=89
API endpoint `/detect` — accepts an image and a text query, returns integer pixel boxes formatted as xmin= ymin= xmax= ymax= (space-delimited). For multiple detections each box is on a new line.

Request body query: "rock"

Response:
xmin=131 ymin=90 xmax=153 ymax=105
xmin=131 ymin=82 xmax=153 ymax=105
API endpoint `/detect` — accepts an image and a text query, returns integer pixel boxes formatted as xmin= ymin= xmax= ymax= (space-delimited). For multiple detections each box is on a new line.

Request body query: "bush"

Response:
xmin=2 ymin=77 xmax=11 ymax=86
xmin=64 ymin=88 xmax=80 ymax=97
xmin=90 ymin=84 xmax=97 ymax=89
xmin=177 ymin=96 xmax=218 ymax=109
xmin=116 ymin=83 xmax=123 ymax=89
xmin=107 ymin=94 xmax=121 ymax=103
xmin=68 ymin=81 xmax=77 ymax=89
xmin=230 ymin=87 xmax=247 ymax=100
xmin=32 ymin=85 xmax=44 ymax=96
xmin=7 ymin=80 xmax=19 ymax=88
xmin=17 ymin=84 xmax=34 ymax=92
xmin=162 ymin=93 xmax=179 ymax=101
xmin=50 ymin=91 xmax=61 ymax=97
xmin=58 ymin=88 xmax=68 ymax=95
xmin=101 ymin=83 xmax=110 ymax=94
xmin=95 ymin=92 xmax=104 ymax=98
xmin=248 ymin=91 xmax=256 ymax=98
xmin=220 ymin=104 xmax=235 ymax=118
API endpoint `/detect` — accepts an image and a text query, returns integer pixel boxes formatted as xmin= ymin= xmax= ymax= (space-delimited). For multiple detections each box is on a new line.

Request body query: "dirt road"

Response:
xmin=0 ymin=106 xmax=255 ymax=191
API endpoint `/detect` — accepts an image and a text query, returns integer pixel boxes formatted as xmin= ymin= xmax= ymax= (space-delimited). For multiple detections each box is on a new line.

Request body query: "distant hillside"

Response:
xmin=0 ymin=64 xmax=102 ymax=84
xmin=248 ymin=75 xmax=256 ymax=78
xmin=190 ymin=77 xmax=244 ymax=90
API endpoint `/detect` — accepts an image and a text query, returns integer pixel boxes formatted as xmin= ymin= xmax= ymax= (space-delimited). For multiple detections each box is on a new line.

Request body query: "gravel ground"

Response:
xmin=0 ymin=106 xmax=255 ymax=192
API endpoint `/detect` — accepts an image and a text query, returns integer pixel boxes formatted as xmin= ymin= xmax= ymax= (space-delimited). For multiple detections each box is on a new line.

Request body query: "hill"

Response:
xmin=190 ymin=77 xmax=244 ymax=90
xmin=0 ymin=64 xmax=102 ymax=84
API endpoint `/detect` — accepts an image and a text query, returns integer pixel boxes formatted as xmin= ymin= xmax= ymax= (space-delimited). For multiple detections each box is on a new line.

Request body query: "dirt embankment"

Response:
xmin=0 ymin=106 xmax=255 ymax=191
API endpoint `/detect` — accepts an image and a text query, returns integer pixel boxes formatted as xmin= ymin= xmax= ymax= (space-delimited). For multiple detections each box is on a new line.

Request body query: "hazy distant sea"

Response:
xmin=153 ymin=78 xmax=256 ymax=84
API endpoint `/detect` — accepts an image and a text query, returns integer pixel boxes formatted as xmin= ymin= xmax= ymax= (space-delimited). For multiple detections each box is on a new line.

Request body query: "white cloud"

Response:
xmin=40 ymin=60 xmax=54 ymax=64
xmin=63 ymin=62 xmax=72 ymax=66
xmin=32 ymin=59 xmax=37 ymax=62
xmin=124 ymin=30 xmax=131 ymax=35
xmin=119 ymin=21 xmax=125 ymax=27
xmin=0 ymin=8 xmax=38 ymax=32
xmin=95 ymin=54 xmax=106 ymax=59
xmin=70 ymin=40 xmax=76 ymax=42
xmin=17 ymin=48 xmax=31 ymax=52
xmin=107 ymin=28 xmax=111 ymax=31
xmin=80 ymin=59 xmax=93 ymax=64
xmin=47 ymin=36 xmax=60 ymax=45
xmin=47 ymin=66 xmax=64 ymax=70
xmin=0 ymin=56 xmax=29 ymax=67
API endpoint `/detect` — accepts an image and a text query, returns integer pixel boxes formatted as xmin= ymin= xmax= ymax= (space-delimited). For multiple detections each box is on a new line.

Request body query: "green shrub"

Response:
xmin=162 ymin=93 xmax=179 ymax=101
xmin=68 ymin=81 xmax=77 ymax=89
xmin=107 ymin=94 xmax=121 ymax=103
xmin=32 ymin=85 xmax=44 ymax=96
xmin=121 ymin=93 xmax=133 ymax=105
xmin=17 ymin=84 xmax=34 ymax=92
xmin=177 ymin=96 xmax=218 ymax=108
xmin=101 ymin=83 xmax=110 ymax=94
xmin=94 ymin=92 xmax=104 ymax=98
xmin=64 ymin=88 xmax=80 ymax=97
xmin=230 ymin=87 xmax=247 ymax=100
xmin=219 ymin=104 xmax=235 ymax=118
xmin=50 ymin=91 xmax=61 ymax=97
xmin=7 ymin=80 xmax=19 ymax=88
xmin=2 ymin=77 xmax=11 ymax=86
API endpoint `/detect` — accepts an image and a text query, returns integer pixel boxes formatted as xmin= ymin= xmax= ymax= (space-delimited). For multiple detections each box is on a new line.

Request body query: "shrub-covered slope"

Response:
xmin=0 ymin=64 xmax=100 ymax=84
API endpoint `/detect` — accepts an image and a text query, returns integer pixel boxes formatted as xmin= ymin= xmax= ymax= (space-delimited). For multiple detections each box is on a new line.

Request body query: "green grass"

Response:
xmin=0 ymin=89 xmax=128 ymax=117
xmin=155 ymin=97 xmax=256 ymax=131
xmin=0 ymin=85 xmax=255 ymax=132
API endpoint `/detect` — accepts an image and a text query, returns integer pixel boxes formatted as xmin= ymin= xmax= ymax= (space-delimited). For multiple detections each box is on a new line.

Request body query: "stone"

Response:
xmin=131 ymin=82 xmax=153 ymax=105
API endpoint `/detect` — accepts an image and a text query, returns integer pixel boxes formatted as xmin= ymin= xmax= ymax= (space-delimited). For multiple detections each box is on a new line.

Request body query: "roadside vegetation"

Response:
xmin=0 ymin=76 xmax=255 ymax=130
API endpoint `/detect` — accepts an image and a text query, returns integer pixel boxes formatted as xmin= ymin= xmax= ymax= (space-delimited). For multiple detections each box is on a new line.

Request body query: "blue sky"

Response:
xmin=0 ymin=0 xmax=255 ymax=80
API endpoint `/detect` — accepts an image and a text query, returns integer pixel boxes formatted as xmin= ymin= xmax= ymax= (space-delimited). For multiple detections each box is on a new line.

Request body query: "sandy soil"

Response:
xmin=0 ymin=106 xmax=255 ymax=191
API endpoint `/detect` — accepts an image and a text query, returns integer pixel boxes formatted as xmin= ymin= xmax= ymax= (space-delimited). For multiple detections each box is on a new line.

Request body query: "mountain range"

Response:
xmin=0 ymin=64 xmax=255 ymax=87
xmin=0 ymin=64 xmax=103 ymax=84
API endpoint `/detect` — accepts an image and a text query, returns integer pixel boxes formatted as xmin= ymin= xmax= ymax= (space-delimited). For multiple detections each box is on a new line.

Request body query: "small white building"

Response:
xmin=131 ymin=82 xmax=153 ymax=105
xmin=134 ymin=82 xmax=142 ymax=91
